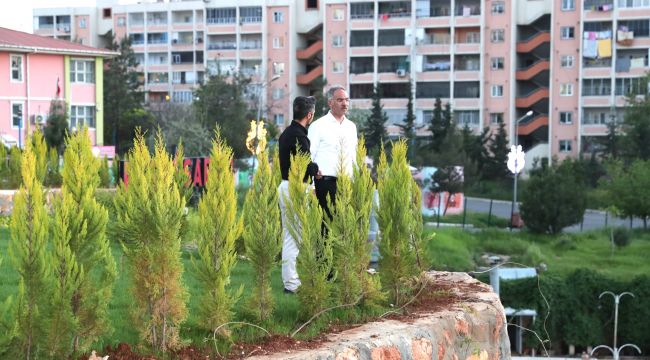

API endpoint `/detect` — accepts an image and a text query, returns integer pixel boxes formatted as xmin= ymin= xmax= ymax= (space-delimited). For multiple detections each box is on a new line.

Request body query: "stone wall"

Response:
xmin=249 ymin=272 xmax=510 ymax=360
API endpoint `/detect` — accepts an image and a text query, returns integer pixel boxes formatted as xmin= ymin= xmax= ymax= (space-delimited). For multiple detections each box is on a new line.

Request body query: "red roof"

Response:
xmin=0 ymin=27 xmax=118 ymax=57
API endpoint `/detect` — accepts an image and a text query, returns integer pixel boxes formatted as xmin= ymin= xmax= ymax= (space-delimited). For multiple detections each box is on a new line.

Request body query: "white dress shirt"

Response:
xmin=308 ymin=111 xmax=358 ymax=177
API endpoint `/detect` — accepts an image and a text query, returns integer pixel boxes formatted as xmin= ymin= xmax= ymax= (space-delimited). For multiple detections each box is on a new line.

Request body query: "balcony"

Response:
xmin=351 ymin=2 xmax=374 ymax=19
xmin=516 ymin=59 xmax=550 ymax=81
xmin=516 ymin=88 xmax=549 ymax=108
xmin=297 ymin=65 xmax=323 ymax=85
xmin=518 ymin=114 xmax=549 ymax=135
xmin=297 ymin=40 xmax=323 ymax=60
xmin=516 ymin=32 xmax=551 ymax=53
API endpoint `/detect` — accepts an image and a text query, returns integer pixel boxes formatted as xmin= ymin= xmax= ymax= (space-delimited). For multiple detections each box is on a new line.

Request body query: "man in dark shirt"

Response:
xmin=277 ymin=96 xmax=320 ymax=294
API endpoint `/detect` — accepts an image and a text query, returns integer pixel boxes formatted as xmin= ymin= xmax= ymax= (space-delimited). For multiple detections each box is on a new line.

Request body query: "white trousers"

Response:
xmin=278 ymin=181 xmax=301 ymax=291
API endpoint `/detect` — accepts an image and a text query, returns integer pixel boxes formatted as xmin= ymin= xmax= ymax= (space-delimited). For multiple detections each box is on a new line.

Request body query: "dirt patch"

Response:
xmin=84 ymin=273 xmax=489 ymax=359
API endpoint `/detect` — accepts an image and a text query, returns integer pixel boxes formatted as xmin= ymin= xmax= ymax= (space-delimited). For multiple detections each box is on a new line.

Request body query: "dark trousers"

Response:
xmin=314 ymin=177 xmax=337 ymax=221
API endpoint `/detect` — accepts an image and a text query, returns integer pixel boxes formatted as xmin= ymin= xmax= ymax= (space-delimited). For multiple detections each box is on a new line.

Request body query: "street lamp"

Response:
xmin=591 ymin=291 xmax=641 ymax=360
xmin=509 ymin=110 xmax=533 ymax=229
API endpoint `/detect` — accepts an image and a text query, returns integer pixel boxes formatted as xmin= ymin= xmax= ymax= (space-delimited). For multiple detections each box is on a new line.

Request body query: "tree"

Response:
xmin=482 ymin=122 xmax=510 ymax=181
xmin=427 ymin=98 xmax=451 ymax=152
xmin=311 ymin=77 xmax=329 ymax=119
xmin=242 ymin=150 xmax=281 ymax=322
xmin=43 ymin=99 xmax=69 ymax=154
xmin=114 ymin=131 xmax=188 ymax=352
xmin=602 ymin=118 xmax=621 ymax=159
xmin=363 ymin=86 xmax=389 ymax=158
xmin=9 ymin=142 xmax=51 ymax=359
xmin=376 ymin=141 xmax=425 ymax=306
xmin=30 ymin=129 xmax=48 ymax=184
xmin=430 ymin=166 xmax=464 ymax=216
xmin=103 ymin=33 xmax=147 ymax=154
xmin=621 ymin=73 xmax=650 ymax=160
xmin=98 ymin=156 xmax=110 ymax=188
xmin=601 ymin=159 xmax=650 ymax=229
xmin=396 ymin=85 xmax=417 ymax=161
xmin=151 ymin=103 xmax=212 ymax=157
xmin=520 ymin=160 xmax=587 ymax=234
xmin=194 ymin=72 xmax=254 ymax=158
xmin=45 ymin=147 xmax=62 ymax=187
xmin=194 ymin=130 xmax=243 ymax=334
xmin=8 ymin=146 xmax=22 ymax=188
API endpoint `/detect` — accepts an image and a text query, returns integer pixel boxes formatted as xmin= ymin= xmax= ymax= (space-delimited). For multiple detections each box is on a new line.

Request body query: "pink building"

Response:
xmin=32 ymin=0 xmax=650 ymax=163
xmin=0 ymin=27 xmax=117 ymax=148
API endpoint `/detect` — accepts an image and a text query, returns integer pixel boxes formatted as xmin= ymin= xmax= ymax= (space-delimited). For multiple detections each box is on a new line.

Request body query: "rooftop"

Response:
xmin=0 ymin=27 xmax=118 ymax=57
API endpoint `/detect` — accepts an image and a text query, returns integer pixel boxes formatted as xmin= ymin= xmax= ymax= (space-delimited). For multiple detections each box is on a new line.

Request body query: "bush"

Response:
xmin=612 ymin=227 xmax=631 ymax=248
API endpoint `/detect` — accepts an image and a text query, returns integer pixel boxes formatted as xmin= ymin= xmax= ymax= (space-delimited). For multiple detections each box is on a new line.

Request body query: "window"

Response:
xmin=79 ymin=18 xmax=87 ymax=28
xmin=562 ymin=0 xmax=575 ymax=10
xmin=491 ymin=57 xmax=504 ymax=70
xmin=10 ymin=55 xmax=23 ymax=82
xmin=561 ymin=26 xmax=575 ymax=39
xmin=273 ymin=11 xmax=284 ymax=23
xmin=491 ymin=85 xmax=504 ymax=97
xmin=491 ymin=29 xmax=505 ymax=43
xmin=560 ymin=83 xmax=573 ymax=96
xmin=272 ymin=87 xmax=284 ymax=100
xmin=274 ymin=113 xmax=285 ymax=125
xmin=561 ymin=55 xmax=574 ymax=68
xmin=70 ymin=60 xmax=95 ymax=83
xmin=559 ymin=111 xmax=573 ymax=124
xmin=273 ymin=62 xmax=285 ymax=75
xmin=239 ymin=7 xmax=262 ymax=23
xmin=272 ymin=36 xmax=284 ymax=48
xmin=332 ymin=61 xmax=344 ymax=73
xmin=333 ymin=8 xmax=344 ymax=21
xmin=455 ymin=110 xmax=480 ymax=127
xmin=490 ymin=113 xmax=504 ymax=124
xmin=70 ymin=105 xmax=96 ymax=128
xmin=616 ymin=77 xmax=646 ymax=95
xmin=102 ymin=8 xmax=111 ymax=19
xmin=306 ymin=0 xmax=318 ymax=10
xmin=491 ymin=1 xmax=505 ymax=14
xmin=117 ymin=17 xmax=125 ymax=27
xmin=559 ymin=140 xmax=572 ymax=152
xmin=582 ymin=78 xmax=611 ymax=96
xmin=332 ymin=35 xmax=344 ymax=47
xmin=172 ymin=90 xmax=193 ymax=103
xmin=11 ymin=102 xmax=23 ymax=128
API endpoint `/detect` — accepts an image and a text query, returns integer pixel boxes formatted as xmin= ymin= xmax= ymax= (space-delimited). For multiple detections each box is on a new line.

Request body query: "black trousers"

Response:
xmin=314 ymin=177 xmax=337 ymax=221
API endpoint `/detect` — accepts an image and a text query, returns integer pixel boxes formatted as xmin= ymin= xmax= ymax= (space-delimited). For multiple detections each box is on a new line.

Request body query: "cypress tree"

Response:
xmin=242 ymin=151 xmax=281 ymax=322
xmin=114 ymin=131 xmax=188 ymax=351
xmin=98 ymin=156 xmax=111 ymax=188
xmin=9 ymin=143 xmax=51 ymax=359
xmin=193 ymin=130 xmax=242 ymax=334
xmin=8 ymin=146 xmax=22 ymax=188
xmin=30 ymin=129 xmax=48 ymax=184
xmin=376 ymin=141 xmax=424 ymax=306
xmin=285 ymin=153 xmax=332 ymax=319
xmin=49 ymin=127 xmax=116 ymax=354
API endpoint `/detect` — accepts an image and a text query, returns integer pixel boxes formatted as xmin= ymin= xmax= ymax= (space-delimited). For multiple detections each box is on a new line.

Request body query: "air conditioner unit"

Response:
xmin=396 ymin=69 xmax=406 ymax=77
xmin=33 ymin=113 xmax=47 ymax=125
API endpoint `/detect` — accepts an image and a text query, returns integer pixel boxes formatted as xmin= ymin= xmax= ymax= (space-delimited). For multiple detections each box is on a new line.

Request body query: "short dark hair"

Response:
xmin=293 ymin=96 xmax=316 ymax=120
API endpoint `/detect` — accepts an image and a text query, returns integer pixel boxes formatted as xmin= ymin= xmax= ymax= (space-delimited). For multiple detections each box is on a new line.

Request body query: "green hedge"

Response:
xmin=500 ymin=269 xmax=650 ymax=354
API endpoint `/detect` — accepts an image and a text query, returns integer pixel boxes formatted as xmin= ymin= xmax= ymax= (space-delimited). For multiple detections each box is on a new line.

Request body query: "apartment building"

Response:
xmin=32 ymin=0 xmax=650 ymax=162
xmin=0 ymin=27 xmax=117 ymax=148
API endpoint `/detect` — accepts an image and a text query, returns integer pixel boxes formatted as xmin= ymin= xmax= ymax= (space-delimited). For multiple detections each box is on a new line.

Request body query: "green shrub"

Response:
xmin=612 ymin=227 xmax=631 ymax=248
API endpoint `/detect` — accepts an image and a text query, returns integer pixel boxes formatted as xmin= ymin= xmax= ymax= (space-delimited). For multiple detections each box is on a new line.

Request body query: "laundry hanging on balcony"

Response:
xmin=617 ymin=25 xmax=634 ymax=46
xmin=583 ymin=30 xmax=611 ymax=59
xmin=597 ymin=38 xmax=612 ymax=58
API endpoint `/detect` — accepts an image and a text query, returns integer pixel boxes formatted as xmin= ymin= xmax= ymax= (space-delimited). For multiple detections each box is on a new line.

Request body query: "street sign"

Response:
xmin=507 ymin=145 xmax=525 ymax=174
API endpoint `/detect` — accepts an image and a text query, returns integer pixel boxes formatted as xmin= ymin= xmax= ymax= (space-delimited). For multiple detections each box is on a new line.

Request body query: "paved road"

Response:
xmin=465 ymin=197 xmax=645 ymax=232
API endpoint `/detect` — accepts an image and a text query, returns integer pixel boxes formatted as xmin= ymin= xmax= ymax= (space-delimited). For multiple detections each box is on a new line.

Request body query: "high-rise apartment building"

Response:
xmin=33 ymin=0 xmax=650 ymax=164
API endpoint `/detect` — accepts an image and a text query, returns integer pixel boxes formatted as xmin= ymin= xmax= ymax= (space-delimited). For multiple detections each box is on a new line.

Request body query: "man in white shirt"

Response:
xmin=308 ymin=85 xmax=358 ymax=220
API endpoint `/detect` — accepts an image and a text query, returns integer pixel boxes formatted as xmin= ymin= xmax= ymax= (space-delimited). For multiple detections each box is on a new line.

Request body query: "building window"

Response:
xmin=273 ymin=62 xmax=285 ymax=75
xmin=272 ymin=36 xmax=284 ymax=48
xmin=332 ymin=61 xmax=344 ymax=73
xmin=10 ymin=55 xmax=23 ymax=82
xmin=273 ymin=11 xmax=284 ymax=23
xmin=491 ymin=29 xmax=505 ymax=43
xmin=562 ymin=0 xmax=575 ymax=11
xmin=560 ymin=83 xmax=573 ymax=96
xmin=70 ymin=59 xmax=95 ymax=83
xmin=561 ymin=55 xmax=574 ymax=68
xmin=306 ymin=0 xmax=318 ymax=10
xmin=79 ymin=18 xmax=87 ymax=28
xmin=70 ymin=105 xmax=96 ymax=128
xmin=455 ymin=110 xmax=480 ymax=127
xmin=491 ymin=1 xmax=505 ymax=14
xmin=332 ymin=35 xmax=344 ymax=47
xmin=491 ymin=85 xmax=504 ymax=97
xmin=117 ymin=17 xmax=125 ymax=27
xmin=559 ymin=111 xmax=573 ymax=124
xmin=490 ymin=113 xmax=504 ymax=124
xmin=172 ymin=90 xmax=193 ymax=103
xmin=102 ymin=8 xmax=111 ymax=19
xmin=272 ymin=87 xmax=284 ymax=100
xmin=561 ymin=26 xmax=575 ymax=39
xmin=491 ymin=57 xmax=504 ymax=70
xmin=274 ymin=113 xmax=285 ymax=125
xmin=559 ymin=139 xmax=572 ymax=152
xmin=11 ymin=102 xmax=24 ymax=128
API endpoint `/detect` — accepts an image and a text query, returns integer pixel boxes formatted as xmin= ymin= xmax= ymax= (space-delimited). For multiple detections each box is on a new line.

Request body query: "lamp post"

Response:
xmin=509 ymin=110 xmax=533 ymax=229
xmin=591 ymin=291 xmax=641 ymax=360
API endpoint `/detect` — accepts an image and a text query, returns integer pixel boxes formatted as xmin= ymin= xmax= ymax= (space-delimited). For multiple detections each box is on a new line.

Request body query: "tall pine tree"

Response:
xmin=396 ymin=85 xmax=417 ymax=162
xmin=363 ymin=86 xmax=389 ymax=158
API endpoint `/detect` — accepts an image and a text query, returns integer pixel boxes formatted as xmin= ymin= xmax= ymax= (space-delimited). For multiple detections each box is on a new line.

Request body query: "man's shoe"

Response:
xmin=284 ymin=288 xmax=297 ymax=295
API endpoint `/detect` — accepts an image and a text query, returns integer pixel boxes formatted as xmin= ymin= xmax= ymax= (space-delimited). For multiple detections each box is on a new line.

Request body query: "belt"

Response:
xmin=318 ymin=176 xmax=337 ymax=181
